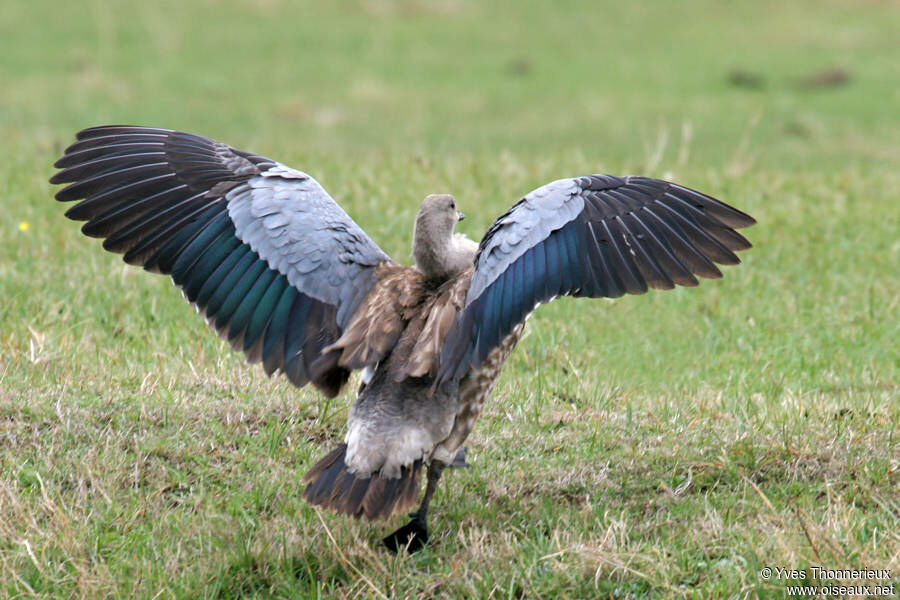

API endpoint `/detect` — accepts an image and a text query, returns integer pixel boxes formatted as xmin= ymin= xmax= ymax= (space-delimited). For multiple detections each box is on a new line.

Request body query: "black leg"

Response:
xmin=383 ymin=462 xmax=445 ymax=553
xmin=414 ymin=461 xmax=445 ymax=521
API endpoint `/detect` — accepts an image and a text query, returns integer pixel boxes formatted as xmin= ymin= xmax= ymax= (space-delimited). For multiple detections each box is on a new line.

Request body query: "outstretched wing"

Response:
xmin=436 ymin=174 xmax=756 ymax=383
xmin=51 ymin=126 xmax=394 ymax=396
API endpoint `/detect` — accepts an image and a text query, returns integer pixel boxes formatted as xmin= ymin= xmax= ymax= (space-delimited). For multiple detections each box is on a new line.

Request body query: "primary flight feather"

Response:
xmin=51 ymin=125 xmax=755 ymax=552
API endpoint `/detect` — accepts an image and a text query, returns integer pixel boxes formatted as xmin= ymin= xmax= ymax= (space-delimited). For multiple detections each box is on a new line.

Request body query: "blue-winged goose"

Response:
xmin=51 ymin=126 xmax=755 ymax=552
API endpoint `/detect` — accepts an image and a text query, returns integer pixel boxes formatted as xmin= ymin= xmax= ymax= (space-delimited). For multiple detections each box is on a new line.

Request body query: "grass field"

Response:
xmin=1 ymin=0 xmax=898 ymax=597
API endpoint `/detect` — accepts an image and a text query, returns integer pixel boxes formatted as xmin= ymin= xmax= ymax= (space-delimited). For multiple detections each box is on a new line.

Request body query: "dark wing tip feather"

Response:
xmin=664 ymin=181 xmax=757 ymax=229
xmin=75 ymin=125 xmax=175 ymax=140
xmin=592 ymin=175 xmax=755 ymax=283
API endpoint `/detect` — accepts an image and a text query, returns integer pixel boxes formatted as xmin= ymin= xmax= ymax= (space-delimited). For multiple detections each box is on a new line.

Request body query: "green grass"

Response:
xmin=1 ymin=0 xmax=898 ymax=597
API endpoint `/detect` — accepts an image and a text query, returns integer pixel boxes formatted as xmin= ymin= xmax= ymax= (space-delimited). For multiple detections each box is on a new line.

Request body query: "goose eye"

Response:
xmin=449 ymin=200 xmax=455 ymax=209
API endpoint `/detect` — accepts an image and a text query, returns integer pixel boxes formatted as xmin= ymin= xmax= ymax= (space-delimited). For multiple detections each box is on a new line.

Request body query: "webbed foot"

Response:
xmin=383 ymin=517 xmax=429 ymax=553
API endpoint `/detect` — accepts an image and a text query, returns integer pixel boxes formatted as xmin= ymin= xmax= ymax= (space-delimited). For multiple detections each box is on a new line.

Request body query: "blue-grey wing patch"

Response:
xmin=226 ymin=167 xmax=389 ymax=326
xmin=437 ymin=174 xmax=756 ymax=383
xmin=51 ymin=125 xmax=392 ymax=397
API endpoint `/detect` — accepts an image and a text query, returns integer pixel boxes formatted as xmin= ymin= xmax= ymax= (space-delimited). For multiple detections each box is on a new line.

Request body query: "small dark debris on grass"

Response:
xmin=506 ymin=56 xmax=533 ymax=76
xmin=798 ymin=67 xmax=851 ymax=90
xmin=783 ymin=118 xmax=816 ymax=138
xmin=727 ymin=69 xmax=766 ymax=90
xmin=833 ymin=407 xmax=852 ymax=419
xmin=554 ymin=390 xmax=583 ymax=407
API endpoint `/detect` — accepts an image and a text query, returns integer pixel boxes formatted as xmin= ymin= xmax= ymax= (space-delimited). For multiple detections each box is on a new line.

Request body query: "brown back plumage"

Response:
xmin=323 ymin=263 xmax=428 ymax=371
xmin=322 ymin=267 xmax=473 ymax=384
xmin=399 ymin=272 xmax=471 ymax=379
